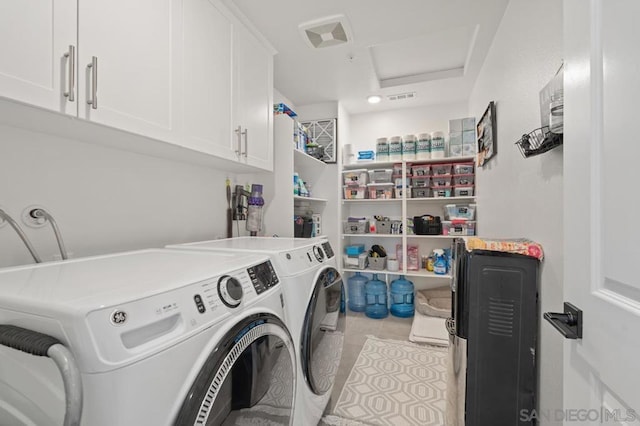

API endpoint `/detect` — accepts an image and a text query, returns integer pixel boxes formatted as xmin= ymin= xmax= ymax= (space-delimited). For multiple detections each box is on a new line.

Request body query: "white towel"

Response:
xmin=409 ymin=311 xmax=450 ymax=346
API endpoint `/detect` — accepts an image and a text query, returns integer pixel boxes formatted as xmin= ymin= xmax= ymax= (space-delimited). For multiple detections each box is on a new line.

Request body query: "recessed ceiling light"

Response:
xmin=367 ymin=95 xmax=382 ymax=104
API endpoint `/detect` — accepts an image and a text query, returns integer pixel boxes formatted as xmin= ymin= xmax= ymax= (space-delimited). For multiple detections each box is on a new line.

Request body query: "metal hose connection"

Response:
xmin=30 ymin=208 xmax=68 ymax=260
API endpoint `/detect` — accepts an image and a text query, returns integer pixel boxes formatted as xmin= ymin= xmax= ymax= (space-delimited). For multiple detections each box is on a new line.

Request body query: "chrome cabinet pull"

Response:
xmin=235 ymin=126 xmax=243 ymax=156
xmin=242 ymin=128 xmax=248 ymax=157
xmin=87 ymin=56 xmax=98 ymax=109
xmin=63 ymin=45 xmax=75 ymax=102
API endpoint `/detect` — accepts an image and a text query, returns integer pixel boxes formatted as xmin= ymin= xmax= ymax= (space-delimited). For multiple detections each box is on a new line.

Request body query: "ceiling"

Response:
xmin=230 ymin=0 xmax=509 ymax=114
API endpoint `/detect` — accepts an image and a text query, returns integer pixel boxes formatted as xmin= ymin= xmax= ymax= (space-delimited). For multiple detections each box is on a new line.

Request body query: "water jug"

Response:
xmin=347 ymin=272 xmax=368 ymax=312
xmin=365 ymin=274 xmax=388 ymax=319
xmin=390 ymin=275 xmax=415 ymax=318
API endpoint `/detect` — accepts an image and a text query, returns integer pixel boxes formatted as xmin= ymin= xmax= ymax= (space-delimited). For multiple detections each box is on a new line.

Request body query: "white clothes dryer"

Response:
xmin=0 ymin=249 xmax=296 ymax=426
xmin=167 ymin=237 xmax=346 ymax=425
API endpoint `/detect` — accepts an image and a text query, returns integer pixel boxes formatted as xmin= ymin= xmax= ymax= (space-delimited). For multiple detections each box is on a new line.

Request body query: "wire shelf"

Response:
xmin=515 ymin=126 xmax=563 ymax=158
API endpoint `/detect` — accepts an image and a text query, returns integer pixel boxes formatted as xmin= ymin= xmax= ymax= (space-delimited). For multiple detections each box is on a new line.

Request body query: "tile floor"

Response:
xmin=326 ymin=311 xmax=414 ymax=413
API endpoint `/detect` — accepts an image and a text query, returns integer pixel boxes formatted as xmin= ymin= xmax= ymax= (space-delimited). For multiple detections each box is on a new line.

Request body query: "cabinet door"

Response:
xmin=182 ymin=0 xmax=235 ymax=159
xmin=77 ymin=0 xmax=182 ymax=143
xmin=0 ymin=0 xmax=76 ymax=115
xmin=234 ymin=24 xmax=274 ymax=171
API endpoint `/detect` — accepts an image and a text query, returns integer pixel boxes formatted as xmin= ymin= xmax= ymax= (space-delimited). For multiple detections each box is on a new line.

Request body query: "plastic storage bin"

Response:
xmin=368 ymin=169 xmax=393 ymax=183
xmin=412 ymin=187 xmax=431 ymax=198
xmin=443 ymin=204 xmax=476 ymax=220
xmin=431 ymin=176 xmax=452 ymax=187
xmin=432 ymin=187 xmax=453 ymax=198
xmin=345 ymin=244 xmax=365 ymax=256
xmin=411 ymin=177 xmax=430 ymax=188
xmin=454 ymin=186 xmax=474 ymax=197
xmin=431 ymin=163 xmax=452 ymax=176
xmin=411 ymin=164 xmax=431 ymax=176
xmin=390 ymin=276 xmax=415 ymax=318
xmin=343 ymin=185 xmax=366 ymax=199
xmin=442 ymin=220 xmax=476 ymax=236
xmin=343 ymin=253 xmax=368 ymax=269
xmin=453 ymin=162 xmax=474 ymax=175
xmin=342 ymin=169 xmax=368 ymax=185
xmin=365 ymin=274 xmax=388 ymax=319
xmin=453 ymin=174 xmax=475 ymax=186
xmin=343 ymin=220 xmax=369 ymax=234
xmin=376 ymin=220 xmax=391 ymax=234
xmin=368 ymin=256 xmax=387 ymax=270
xmin=392 ymin=163 xmax=403 ymax=176
xmin=348 ymin=272 xmax=368 ymax=312
xmin=395 ymin=186 xmax=411 ymax=199
xmin=413 ymin=215 xmax=442 ymax=235
xmin=367 ymin=183 xmax=394 ymax=199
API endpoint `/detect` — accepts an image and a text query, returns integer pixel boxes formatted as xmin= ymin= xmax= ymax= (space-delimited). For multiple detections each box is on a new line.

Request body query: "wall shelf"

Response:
xmin=342 ymin=155 xmax=475 ymax=170
xmin=294 ymin=148 xmax=326 ymax=176
xmin=408 ymin=196 xmax=476 ymax=203
xmin=342 ymin=199 xmax=398 ymax=204
xmin=294 ymin=196 xmax=328 ymax=203
xmin=342 ymin=267 xmax=451 ymax=280
xmin=341 ymin=234 xmax=402 ymax=238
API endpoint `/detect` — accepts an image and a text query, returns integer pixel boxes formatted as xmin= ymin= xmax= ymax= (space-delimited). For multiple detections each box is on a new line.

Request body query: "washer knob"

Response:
xmin=313 ymin=245 xmax=325 ymax=262
xmin=218 ymin=275 xmax=243 ymax=308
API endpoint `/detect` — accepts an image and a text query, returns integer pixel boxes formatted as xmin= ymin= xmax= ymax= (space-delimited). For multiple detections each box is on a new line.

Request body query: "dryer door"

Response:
xmin=301 ymin=267 xmax=346 ymax=395
xmin=174 ymin=313 xmax=296 ymax=425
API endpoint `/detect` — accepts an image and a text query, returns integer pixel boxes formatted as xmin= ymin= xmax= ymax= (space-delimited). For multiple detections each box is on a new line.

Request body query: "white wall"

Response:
xmin=468 ymin=0 xmax=564 ymax=422
xmin=0 ymin=124 xmax=233 ymax=268
xmin=348 ymin=102 xmax=468 ymax=155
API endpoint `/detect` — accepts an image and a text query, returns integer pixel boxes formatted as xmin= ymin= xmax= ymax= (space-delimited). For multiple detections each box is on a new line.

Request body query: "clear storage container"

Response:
xmin=431 ymin=163 xmax=453 ymax=176
xmin=368 ymin=169 xmax=393 ymax=183
xmin=453 ymin=162 xmax=474 ymax=175
xmin=411 ymin=177 xmax=430 ymax=188
xmin=431 ymin=176 xmax=452 ymax=187
xmin=443 ymin=204 xmax=476 ymax=220
xmin=411 ymin=164 xmax=430 ymax=176
xmin=342 ymin=169 xmax=368 ymax=185
xmin=412 ymin=187 xmax=431 ymax=198
xmin=367 ymin=183 xmax=394 ymax=199
xmin=453 ymin=174 xmax=475 ymax=186
xmin=395 ymin=186 xmax=411 ymax=199
xmin=432 ymin=187 xmax=453 ymax=198
xmin=442 ymin=220 xmax=476 ymax=236
xmin=343 ymin=220 xmax=369 ymax=234
xmin=343 ymin=185 xmax=367 ymax=199
xmin=454 ymin=186 xmax=474 ymax=197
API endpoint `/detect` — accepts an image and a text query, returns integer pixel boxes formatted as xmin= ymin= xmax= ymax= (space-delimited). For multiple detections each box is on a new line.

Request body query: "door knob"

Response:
xmin=544 ymin=302 xmax=582 ymax=339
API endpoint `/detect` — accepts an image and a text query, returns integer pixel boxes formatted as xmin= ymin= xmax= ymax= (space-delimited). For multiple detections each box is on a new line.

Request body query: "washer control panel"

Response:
xmin=247 ymin=260 xmax=279 ymax=294
xmin=217 ymin=275 xmax=244 ymax=308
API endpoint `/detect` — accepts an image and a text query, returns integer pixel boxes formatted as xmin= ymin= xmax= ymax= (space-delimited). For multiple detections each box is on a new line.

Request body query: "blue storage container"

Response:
xmin=365 ymin=274 xmax=388 ymax=319
xmin=347 ymin=272 xmax=368 ymax=312
xmin=345 ymin=244 xmax=365 ymax=256
xmin=390 ymin=275 xmax=415 ymax=318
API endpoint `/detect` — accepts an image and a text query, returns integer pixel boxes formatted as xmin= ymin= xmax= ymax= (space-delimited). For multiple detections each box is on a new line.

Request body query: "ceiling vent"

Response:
xmin=299 ymin=15 xmax=352 ymax=49
xmin=387 ymin=92 xmax=417 ymax=101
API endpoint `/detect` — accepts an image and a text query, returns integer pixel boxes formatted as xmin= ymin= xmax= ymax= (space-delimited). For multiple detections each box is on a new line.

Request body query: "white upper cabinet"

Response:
xmin=0 ymin=0 xmax=77 ymax=115
xmin=182 ymin=0 xmax=235 ymax=160
xmin=233 ymin=22 xmax=274 ymax=171
xmin=0 ymin=0 xmax=274 ymax=171
xmin=77 ymin=0 xmax=182 ymax=143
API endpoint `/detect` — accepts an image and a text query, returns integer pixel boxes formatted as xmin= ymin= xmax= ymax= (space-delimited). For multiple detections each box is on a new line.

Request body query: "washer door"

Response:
xmin=174 ymin=313 xmax=296 ymax=425
xmin=301 ymin=267 xmax=346 ymax=395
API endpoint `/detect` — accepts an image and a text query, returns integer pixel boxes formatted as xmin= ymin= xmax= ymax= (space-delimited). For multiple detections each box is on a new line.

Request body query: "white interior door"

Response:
xmin=564 ymin=0 xmax=640 ymax=423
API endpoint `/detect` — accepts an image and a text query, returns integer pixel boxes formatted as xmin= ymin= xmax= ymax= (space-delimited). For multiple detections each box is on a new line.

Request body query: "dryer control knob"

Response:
xmin=313 ymin=245 xmax=325 ymax=262
xmin=218 ymin=275 xmax=243 ymax=308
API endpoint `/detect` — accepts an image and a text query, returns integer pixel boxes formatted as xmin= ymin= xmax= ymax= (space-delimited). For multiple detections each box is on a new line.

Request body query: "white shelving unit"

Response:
xmin=339 ymin=156 xmax=477 ymax=289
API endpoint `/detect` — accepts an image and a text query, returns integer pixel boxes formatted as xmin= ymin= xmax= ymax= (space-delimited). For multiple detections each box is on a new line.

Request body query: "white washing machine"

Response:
xmin=167 ymin=237 xmax=346 ymax=425
xmin=0 ymin=249 xmax=297 ymax=426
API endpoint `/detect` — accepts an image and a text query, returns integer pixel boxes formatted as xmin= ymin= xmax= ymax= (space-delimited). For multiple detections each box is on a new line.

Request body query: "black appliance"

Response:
xmin=447 ymin=238 xmax=540 ymax=425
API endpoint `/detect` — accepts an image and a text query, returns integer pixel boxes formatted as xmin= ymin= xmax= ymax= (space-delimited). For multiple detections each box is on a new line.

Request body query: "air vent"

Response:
xmin=487 ymin=297 xmax=515 ymax=338
xmin=387 ymin=92 xmax=416 ymax=101
xmin=299 ymin=15 xmax=352 ymax=49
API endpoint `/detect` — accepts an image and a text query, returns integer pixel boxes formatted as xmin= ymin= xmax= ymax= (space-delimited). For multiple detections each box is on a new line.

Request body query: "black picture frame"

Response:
xmin=476 ymin=101 xmax=497 ymax=167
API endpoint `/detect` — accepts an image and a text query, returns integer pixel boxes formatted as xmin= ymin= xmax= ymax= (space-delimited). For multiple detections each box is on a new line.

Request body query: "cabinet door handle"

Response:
xmin=242 ymin=128 xmax=248 ymax=158
xmin=87 ymin=56 xmax=98 ymax=109
xmin=63 ymin=45 xmax=75 ymax=102
xmin=235 ymin=126 xmax=243 ymax=156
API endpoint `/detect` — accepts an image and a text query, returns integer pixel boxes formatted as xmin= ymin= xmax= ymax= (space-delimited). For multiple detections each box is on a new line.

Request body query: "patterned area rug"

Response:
xmin=332 ymin=336 xmax=447 ymax=426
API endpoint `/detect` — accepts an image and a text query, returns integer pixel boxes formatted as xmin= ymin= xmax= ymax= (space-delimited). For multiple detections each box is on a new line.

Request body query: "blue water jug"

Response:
xmin=390 ymin=275 xmax=415 ymax=318
xmin=365 ymin=274 xmax=388 ymax=319
xmin=348 ymin=272 xmax=368 ymax=312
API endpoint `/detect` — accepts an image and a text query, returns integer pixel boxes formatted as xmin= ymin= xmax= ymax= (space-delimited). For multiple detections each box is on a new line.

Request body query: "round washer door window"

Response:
xmin=301 ymin=267 xmax=346 ymax=395
xmin=174 ymin=314 xmax=296 ymax=425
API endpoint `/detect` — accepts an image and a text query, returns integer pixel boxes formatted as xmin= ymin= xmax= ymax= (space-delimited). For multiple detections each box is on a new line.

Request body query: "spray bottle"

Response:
xmin=246 ymin=184 xmax=264 ymax=236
